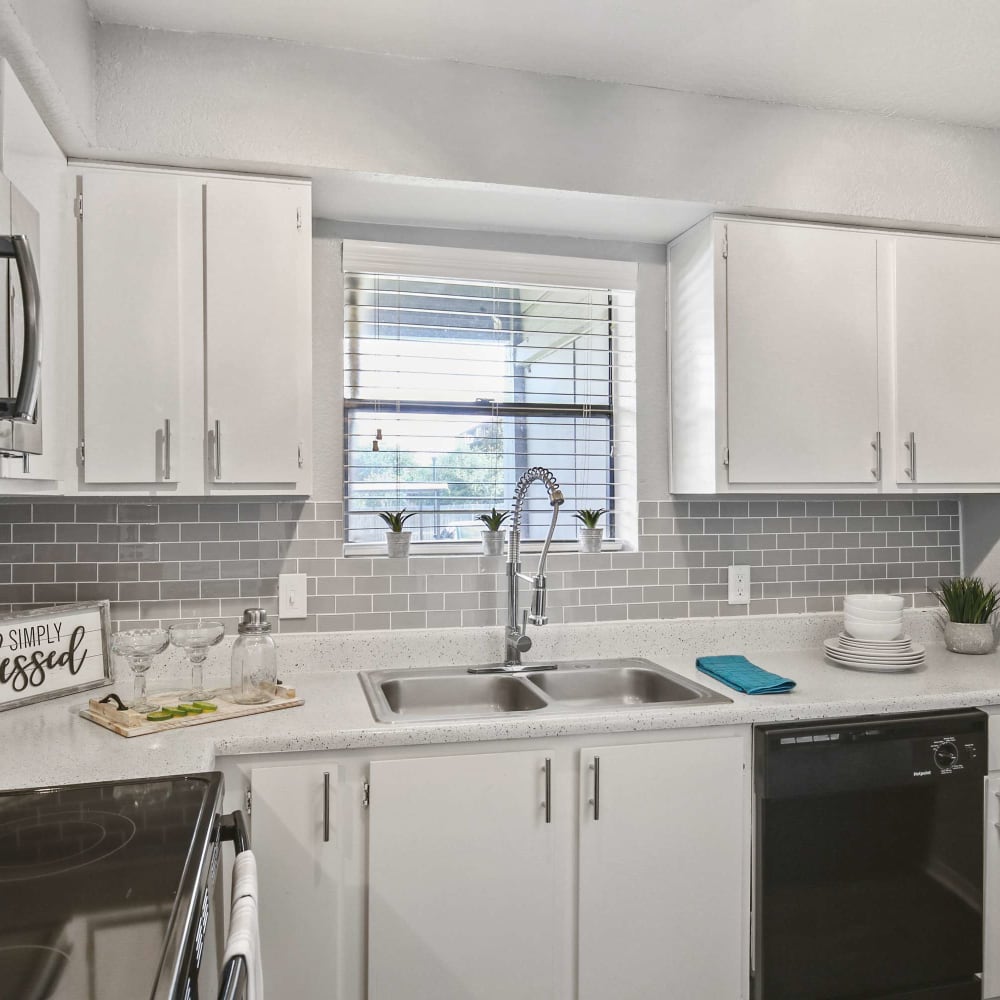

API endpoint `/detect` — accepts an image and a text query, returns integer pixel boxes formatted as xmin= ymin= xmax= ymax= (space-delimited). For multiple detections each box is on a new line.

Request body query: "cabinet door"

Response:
xmin=80 ymin=170 xmax=185 ymax=484
xmin=985 ymin=776 xmax=1000 ymax=999
xmin=894 ymin=236 xmax=1000 ymax=484
xmin=368 ymin=750 xmax=563 ymax=1000
xmin=726 ymin=221 xmax=879 ymax=485
xmin=251 ymin=763 xmax=343 ymax=1000
xmin=205 ymin=178 xmax=310 ymax=487
xmin=578 ymin=734 xmax=749 ymax=1000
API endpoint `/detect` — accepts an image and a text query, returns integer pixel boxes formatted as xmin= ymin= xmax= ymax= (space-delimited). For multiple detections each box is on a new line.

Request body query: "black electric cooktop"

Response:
xmin=0 ymin=773 xmax=222 ymax=1000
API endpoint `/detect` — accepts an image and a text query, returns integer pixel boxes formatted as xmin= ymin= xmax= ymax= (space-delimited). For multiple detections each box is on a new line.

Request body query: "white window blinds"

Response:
xmin=342 ymin=242 xmax=636 ymax=546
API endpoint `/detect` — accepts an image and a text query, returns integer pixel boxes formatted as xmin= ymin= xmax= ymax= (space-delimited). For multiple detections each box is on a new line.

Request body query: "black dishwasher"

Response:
xmin=753 ymin=709 xmax=987 ymax=1000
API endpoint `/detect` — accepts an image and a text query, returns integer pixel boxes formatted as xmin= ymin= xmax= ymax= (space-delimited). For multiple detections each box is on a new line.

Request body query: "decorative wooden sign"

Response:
xmin=0 ymin=601 xmax=112 ymax=712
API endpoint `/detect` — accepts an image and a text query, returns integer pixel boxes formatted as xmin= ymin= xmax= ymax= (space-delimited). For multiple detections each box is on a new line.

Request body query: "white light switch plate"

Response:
xmin=278 ymin=573 xmax=308 ymax=619
xmin=727 ymin=565 xmax=750 ymax=605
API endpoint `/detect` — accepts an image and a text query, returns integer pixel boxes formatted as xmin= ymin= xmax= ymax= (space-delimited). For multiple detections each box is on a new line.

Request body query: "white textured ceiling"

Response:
xmin=86 ymin=0 xmax=1000 ymax=128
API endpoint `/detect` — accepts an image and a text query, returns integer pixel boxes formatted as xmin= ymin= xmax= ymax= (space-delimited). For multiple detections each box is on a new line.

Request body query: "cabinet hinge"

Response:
xmin=722 ymin=224 xmax=728 ymax=260
xmin=245 ymin=787 xmax=252 ymax=816
xmin=723 ymin=447 xmax=730 ymax=467
xmin=362 ymin=781 xmax=370 ymax=809
xmin=75 ymin=194 xmax=83 ymax=220
xmin=297 ymin=443 xmax=304 ymax=469
xmin=77 ymin=440 xmax=85 ymax=466
xmin=296 ymin=207 xmax=303 ymax=231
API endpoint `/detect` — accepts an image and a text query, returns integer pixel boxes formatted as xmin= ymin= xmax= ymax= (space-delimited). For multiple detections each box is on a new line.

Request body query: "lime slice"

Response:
xmin=146 ymin=710 xmax=173 ymax=722
xmin=163 ymin=706 xmax=187 ymax=717
xmin=192 ymin=701 xmax=218 ymax=712
xmin=178 ymin=703 xmax=203 ymax=714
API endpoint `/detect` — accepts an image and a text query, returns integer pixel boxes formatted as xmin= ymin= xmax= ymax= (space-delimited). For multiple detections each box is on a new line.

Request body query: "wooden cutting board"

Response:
xmin=80 ymin=684 xmax=303 ymax=737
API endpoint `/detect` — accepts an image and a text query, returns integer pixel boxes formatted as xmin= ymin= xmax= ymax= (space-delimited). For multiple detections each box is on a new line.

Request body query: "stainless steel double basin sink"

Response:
xmin=360 ymin=657 xmax=731 ymax=723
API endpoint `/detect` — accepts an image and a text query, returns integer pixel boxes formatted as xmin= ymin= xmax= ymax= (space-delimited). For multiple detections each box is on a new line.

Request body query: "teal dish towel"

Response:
xmin=696 ymin=655 xmax=796 ymax=695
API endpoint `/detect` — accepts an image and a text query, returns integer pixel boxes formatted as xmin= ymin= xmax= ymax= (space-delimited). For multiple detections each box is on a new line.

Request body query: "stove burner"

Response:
xmin=0 ymin=810 xmax=136 ymax=883
xmin=0 ymin=944 xmax=71 ymax=1000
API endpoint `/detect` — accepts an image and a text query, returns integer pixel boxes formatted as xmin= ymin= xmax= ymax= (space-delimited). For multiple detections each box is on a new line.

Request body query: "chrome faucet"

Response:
xmin=471 ymin=466 xmax=564 ymax=673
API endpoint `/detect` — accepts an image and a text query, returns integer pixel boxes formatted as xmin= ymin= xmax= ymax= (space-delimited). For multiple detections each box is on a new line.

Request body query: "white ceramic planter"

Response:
xmin=943 ymin=621 xmax=996 ymax=654
xmin=481 ymin=530 xmax=505 ymax=557
xmin=579 ymin=527 xmax=604 ymax=554
xmin=385 ymin=530 xmax=412 ymax=559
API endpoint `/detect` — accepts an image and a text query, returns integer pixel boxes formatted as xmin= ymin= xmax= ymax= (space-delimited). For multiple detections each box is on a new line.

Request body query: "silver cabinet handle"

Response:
xmin=214 ymin=419 xmax=222 ymax=479
xmin=904 ymin=431 xmax=916 ymax=480
xmin=870 ymin=431 xmax=881 ymax=481
xmin=163 ymin=419 xmax=172 ymax=481
xmin=323 ymin=771 xmax=331 ymax=843
xmin=543 ymin=758 xmax=552 ymax=824
xmin=590 ymin=756 xmax=601 ymax=821
xmin=0 ymin=235 xmax=40 ymax=421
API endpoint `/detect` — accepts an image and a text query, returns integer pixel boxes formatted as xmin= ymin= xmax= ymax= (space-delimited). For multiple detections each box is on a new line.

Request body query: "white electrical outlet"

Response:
xmin=278 ymin=573 xmax=308 ymax=619
xmin=728 ymin=565 xmax=751 ymax=605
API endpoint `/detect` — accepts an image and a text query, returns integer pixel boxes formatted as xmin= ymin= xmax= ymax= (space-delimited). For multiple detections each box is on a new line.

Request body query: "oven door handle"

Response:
xmin=217 ymin=810 xmax=252 ymax=1000
xmin=218 ymin=809 xmax=249 ymax=854
xmin=0 ymin=235 xmax=41 ymax=422
xmin=218 ymin=955 xmax=248 ymax=1000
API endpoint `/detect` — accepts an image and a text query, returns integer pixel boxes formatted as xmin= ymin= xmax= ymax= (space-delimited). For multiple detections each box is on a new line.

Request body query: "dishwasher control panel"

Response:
xmin=757 ymin=709 xmax=987 ymax=798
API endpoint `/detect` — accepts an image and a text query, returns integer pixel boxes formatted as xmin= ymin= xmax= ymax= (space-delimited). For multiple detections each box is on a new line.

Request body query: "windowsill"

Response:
xmin=343 ymin=539 xmax=626 ymax=558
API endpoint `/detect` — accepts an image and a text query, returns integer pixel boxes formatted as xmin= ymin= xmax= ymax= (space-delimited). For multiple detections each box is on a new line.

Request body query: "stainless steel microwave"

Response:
xmin=0 ymin=174 xmax=41 ymax=456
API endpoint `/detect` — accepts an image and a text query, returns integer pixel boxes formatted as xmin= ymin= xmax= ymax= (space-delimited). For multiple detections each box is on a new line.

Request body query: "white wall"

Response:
xmin=89 ymin=24 xmax=1000 ymax=236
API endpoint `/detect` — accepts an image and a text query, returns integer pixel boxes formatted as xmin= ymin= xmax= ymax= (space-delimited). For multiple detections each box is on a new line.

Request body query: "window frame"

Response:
xmin=340 ymin=242 xmax=637 ymax=556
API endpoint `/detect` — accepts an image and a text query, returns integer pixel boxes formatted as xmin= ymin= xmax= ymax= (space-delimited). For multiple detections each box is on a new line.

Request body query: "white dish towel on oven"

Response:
xmin=224 ymin=850 xmax=264 ymax=1000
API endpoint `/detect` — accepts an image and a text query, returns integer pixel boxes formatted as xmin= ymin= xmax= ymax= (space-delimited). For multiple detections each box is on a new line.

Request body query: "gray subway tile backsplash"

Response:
xmin=0 ymin=496 xmax=962 ymax=632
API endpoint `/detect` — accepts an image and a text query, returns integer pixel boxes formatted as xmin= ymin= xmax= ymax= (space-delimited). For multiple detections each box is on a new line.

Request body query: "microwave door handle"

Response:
xmin=9 ymin=235 xmax=40 ymax=421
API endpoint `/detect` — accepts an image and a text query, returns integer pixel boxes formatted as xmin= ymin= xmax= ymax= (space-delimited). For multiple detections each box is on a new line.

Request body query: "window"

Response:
xmin=342 ymin=242 xmax=636 ymax=547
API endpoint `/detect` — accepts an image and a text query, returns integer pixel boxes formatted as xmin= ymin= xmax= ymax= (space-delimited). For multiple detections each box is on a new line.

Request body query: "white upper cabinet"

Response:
xmin=892 ymin=234 xmax=1000 ymax=486
xmin=669 ymin=217 xmax=881 ymax=494
xmin=205 ymin=178 xmax=310 ymax=487
xmin=725 ymin=221 xmax=879 ymax=487
xmin=79 ymin=170 xmax=189 ymax=486
xmin=669 ymin=214 xmax=1000 ymax=494
xmin=76 ymin=164 xmax=312 ymax=495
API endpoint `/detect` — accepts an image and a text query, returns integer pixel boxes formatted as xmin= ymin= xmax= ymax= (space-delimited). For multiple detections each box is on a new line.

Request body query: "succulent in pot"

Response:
xmin=476 ymin=507 xmax=510 ymax=556
xmin=573 ymin=508 xmax=607 ymax=554
xmin=933 ymin=576 xmax=1000 ymax=654
xmin=378 ymin=509 xmax=417 ymax=558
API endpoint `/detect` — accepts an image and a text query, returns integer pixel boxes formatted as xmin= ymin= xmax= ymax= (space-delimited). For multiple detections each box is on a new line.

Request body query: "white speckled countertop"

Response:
xmin=4 ymin=611 xmax=1000 ymax=791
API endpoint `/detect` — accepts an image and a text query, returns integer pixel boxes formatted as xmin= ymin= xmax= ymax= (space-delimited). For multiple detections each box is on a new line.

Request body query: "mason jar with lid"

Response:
xmin=230 ymin=608 xmax=277 ymax=704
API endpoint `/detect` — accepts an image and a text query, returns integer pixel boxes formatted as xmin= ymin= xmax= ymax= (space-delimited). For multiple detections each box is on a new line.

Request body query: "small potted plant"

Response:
xmin=476 ymin=507 xmax=510 ymax=556
xmin=379 ymin=509 xmax=417 ymax=558
xmin=934 ymin=576 xmax=1000 ymax=654
xmin=574 ymin=508 xmax=607 ymax=554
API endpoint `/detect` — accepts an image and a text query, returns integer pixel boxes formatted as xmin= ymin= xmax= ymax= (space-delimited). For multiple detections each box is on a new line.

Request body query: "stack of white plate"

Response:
xmin=823 ymin=633 xmax=926 ymax=672
xmin=843 ymin=594 xmax=905 ymax=641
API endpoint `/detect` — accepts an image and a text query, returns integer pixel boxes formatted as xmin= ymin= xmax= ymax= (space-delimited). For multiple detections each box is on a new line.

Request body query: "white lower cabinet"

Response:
xmin=236 ymin=726 xmax=750 ymax=1000
xmin=250 ymin=762 xmax=348 ymax=999
xmin=368 ymin=750 xmax=566 ymax=1000
xmin=578 ymin=735 xmax=748 ymax=1000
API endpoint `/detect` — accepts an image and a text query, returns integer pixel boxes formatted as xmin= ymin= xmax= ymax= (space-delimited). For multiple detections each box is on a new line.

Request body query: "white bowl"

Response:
xmin=843 ymin=619 xmax=904 ymax=641
xmin=844 ymin=594 xmax=904 ymax=613
xmin=843 ymin=607 xmax=904 ymax=622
